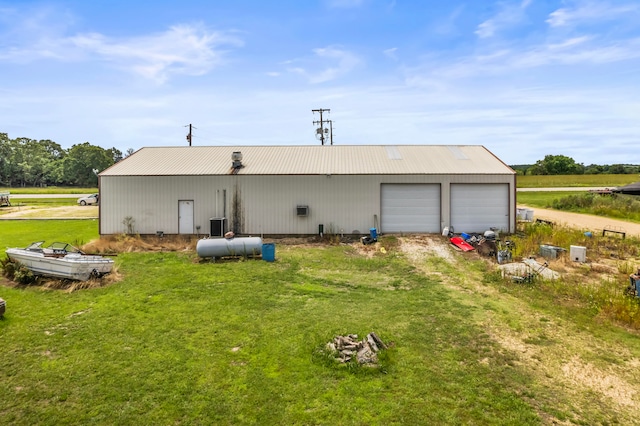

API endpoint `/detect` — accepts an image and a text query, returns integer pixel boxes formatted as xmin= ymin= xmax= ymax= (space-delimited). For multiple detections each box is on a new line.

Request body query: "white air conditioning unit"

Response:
xmin=570 ymin=245 xmax=586 ymax=262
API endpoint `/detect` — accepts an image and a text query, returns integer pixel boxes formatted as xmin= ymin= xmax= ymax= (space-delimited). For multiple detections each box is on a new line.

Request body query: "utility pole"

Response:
xmin=185 ymin=124 xmax=196 ymax=146
xmin=312 ymin=108 xmax=332 ymax=145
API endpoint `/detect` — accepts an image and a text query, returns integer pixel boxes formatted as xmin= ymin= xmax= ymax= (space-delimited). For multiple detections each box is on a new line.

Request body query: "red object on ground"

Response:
xmin=450 ymin=237 xmax=475 ymax=252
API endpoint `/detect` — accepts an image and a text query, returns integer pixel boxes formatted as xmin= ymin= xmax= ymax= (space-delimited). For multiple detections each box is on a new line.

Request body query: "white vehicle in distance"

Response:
xmin=77 ymin=193 xmax=99 ymax=206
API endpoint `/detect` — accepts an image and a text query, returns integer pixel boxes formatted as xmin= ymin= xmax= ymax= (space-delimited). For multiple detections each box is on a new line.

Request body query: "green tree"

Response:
xmin=62 ymin=142 xmax=114 ymax=186
xmin=0 ymin=133 xmax=12 ymax=185
xmin=607 ymin=164 xmax=626 ymax=174
xmin=531 ymin=155 xmax=584 ymax=175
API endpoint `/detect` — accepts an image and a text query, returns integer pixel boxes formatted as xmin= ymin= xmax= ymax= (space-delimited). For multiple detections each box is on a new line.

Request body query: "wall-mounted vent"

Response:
xmin=297 ymin=205 xmax=309 ymax=216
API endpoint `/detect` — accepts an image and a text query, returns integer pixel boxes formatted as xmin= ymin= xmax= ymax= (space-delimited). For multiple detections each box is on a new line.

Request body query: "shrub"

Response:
xmin=550 ymin=193 xmax=640 ymax=222
xmin=1 ymin=256 xmax=37 ymax=285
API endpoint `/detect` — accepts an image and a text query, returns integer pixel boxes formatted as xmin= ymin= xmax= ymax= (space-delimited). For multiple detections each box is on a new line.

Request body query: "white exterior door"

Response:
xmin=450 ymin=184 xmax=509 ymax=233
xmin=381 ymin=184 xmax=441 ymax=233
xmin=178 ymin=200 xmax=194 ymax=234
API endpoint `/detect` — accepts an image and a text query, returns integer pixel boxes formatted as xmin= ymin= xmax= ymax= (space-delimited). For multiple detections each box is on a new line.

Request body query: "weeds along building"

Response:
xmin=98 ymin=145 xmax=516 ymax=236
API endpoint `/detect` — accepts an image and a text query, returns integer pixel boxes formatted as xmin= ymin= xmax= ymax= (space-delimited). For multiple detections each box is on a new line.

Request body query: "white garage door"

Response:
xmin=450 ymin=184 xmax=509 ymax=233
xmin=381 ymin=184 xmax=441 ymax=233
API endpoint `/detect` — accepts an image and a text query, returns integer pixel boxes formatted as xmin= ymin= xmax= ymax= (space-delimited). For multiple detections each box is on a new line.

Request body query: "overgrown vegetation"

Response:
xmin=504 ymin=221 xmax=640 ymax=329
xmin=0 ymin=257 xmax=36 ymax=285
xmin=518 ymin=191 xmax=640 ymax=223
xmin=550 ymin=193 xmax=640 ymax=222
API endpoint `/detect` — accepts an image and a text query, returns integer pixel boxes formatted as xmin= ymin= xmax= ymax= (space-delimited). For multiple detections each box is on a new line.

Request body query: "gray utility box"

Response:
xmin=540 ymin=244 xmax=565 ymax=259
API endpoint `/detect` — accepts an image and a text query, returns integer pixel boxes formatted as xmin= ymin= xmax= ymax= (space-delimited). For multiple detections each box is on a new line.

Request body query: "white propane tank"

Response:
xmin=196 ymin=237 xmax=263 ymax=258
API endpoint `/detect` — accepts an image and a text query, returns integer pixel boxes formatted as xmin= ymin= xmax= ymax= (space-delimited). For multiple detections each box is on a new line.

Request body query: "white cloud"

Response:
xmin=0 ymin=6 xmax=242 ymax=84
xmin=383 ymin=47 xmax=398 ymax=60
xmin=475 ymin=0 xmax=533 ymax=38
xmin=287 ymin=47 xmax=361 ymax=84
xmin=68 ymin=24 xmax=242 ymax=83
xmin=406 ymin=35 xmax=640 ymax=82
xmin=547 ymin=1 xmax=639 ymax=28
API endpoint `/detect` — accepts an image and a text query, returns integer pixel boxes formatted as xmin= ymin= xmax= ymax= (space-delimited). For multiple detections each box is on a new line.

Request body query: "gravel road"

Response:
xmin=521 ymin=206 xmax=640 ymax=238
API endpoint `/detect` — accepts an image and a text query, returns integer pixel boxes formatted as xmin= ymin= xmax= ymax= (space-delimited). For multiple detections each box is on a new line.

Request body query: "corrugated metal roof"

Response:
xmin=100 ymin=145 xmax=515 ymax=176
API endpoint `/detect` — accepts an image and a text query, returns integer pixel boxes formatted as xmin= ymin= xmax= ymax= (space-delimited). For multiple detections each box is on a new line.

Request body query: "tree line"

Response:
xmin=0 ymin=133 xmax=133 ymax=187
xmin=510 ymin=155 xmax=640 ymax=175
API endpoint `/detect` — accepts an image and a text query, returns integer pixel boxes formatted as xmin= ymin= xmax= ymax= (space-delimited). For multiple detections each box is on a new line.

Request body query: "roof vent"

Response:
xmin=232 ymin=151 xmax=243 ymax=169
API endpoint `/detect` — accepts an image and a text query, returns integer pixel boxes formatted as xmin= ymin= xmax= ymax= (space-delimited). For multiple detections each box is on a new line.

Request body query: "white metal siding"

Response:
xmin=450 ymin=184 xmax=509 ymax=233
xmin=99 ymin=175 xmax=514 ymax=235
xmin=381 ymin=184 xmax=441 ymax=233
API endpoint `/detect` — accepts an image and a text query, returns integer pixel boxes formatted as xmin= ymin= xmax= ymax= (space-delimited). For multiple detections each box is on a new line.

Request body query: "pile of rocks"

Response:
xmin=326 ymin=332 xmax=387 ymax=365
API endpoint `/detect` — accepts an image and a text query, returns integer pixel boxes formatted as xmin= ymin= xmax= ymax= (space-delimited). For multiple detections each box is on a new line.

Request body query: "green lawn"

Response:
xmin=0 ymin=187 xmax=97 ymax=194
xmin=516 ymin=191 xmax=580 ymax=207
xmin=517 ymin=174 xmax=637 ymax=188
xmin=0 ymin=220 xmax=99 ymax=248
xmin=1 ymin=221 xmax=639 ymax=424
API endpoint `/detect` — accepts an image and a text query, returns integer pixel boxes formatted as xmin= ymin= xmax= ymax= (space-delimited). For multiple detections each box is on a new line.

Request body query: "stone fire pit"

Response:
xmin=325 ymin=332 xmax=388 ymax=365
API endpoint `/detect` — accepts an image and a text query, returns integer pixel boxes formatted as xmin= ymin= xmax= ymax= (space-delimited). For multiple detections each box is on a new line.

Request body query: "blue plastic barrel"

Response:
xmin=370 ymin=228 xmax=378 ymax=240
xmin=262 ymin=243 xmax=275 ymax=262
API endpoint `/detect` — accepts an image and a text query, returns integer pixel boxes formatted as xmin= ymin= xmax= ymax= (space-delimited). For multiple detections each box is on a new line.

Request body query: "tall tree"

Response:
xmin=62 ymin=142 xmax=114 ymax=186
xmin=531 ymin=155 xmax=584 ymax=175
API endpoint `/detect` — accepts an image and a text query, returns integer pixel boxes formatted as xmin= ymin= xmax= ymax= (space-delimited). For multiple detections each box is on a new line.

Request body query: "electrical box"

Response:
xmin=570 ymin=245 xmax=586 ymax=262
xmin=540 ymin=244 xmax=564 ymax=259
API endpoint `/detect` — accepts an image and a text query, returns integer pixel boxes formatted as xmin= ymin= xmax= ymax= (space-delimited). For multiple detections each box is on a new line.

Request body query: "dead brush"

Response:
xmin=40 ymin=265 xmax=122 ymax=292
xmin=81 ymin=234 xmax=197 ymax=254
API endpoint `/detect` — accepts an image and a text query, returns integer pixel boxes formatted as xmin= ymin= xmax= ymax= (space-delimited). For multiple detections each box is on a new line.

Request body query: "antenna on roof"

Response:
xmin=312 ymin=109 xmax=333 ymax=145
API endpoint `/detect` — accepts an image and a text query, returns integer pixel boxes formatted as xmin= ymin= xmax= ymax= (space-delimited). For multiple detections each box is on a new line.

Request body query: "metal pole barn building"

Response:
xmin=98 ymin=145 xmax=516 ymax=237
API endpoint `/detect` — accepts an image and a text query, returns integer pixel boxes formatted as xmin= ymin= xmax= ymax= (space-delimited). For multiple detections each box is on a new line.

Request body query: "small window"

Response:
xmin=297 ymin=205 xmax=309 ymax=216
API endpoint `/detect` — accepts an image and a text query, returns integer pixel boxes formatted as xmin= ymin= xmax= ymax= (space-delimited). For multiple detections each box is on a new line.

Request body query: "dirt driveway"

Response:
xmin=520 ymin=205 xmax=640 ymax=238
xmin=0 ymin=205 xmax=98 ymax=219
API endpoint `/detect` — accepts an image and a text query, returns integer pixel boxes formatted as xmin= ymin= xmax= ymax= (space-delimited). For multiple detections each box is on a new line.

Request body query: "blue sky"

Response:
xmin=1 ymin=0 xmax=639 ymax=165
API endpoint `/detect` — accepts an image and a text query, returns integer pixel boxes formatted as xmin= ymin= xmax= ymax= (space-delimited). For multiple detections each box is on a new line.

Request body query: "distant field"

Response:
xmin=0 ymin=187 xmax=97 ymax=194
xmin=516 ymin=174 xmax=638 ymax=188
xmin=516 ymin=191 xmax=579 ymax=207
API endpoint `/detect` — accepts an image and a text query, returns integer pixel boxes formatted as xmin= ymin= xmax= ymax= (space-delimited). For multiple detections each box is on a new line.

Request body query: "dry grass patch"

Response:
xmin=81 ymin=234 xmax=198 ymax=254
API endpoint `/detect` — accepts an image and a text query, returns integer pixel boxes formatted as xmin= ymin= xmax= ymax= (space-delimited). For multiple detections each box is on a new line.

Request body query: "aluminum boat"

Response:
xmin=6 ymin=241 xmax=114 ymax=281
